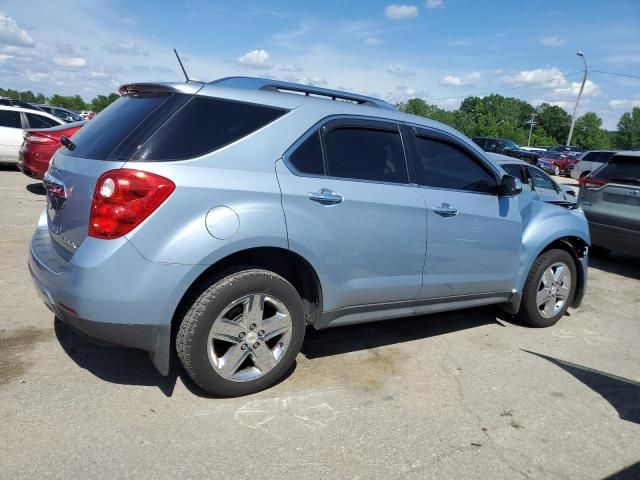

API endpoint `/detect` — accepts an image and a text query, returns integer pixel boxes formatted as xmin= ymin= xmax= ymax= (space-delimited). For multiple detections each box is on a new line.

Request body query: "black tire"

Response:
xmin=517 ymin=249 xmax=577 ymax=328
xmin=176 ymin=269 xmax=305 ymax=397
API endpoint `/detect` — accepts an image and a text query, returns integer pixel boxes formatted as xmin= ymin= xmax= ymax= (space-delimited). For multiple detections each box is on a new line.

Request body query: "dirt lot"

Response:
xmin=1 ymin=166 xmax=639 ymax=480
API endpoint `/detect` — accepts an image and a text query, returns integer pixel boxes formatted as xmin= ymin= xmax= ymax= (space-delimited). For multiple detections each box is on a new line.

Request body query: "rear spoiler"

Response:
xmin=118 ymin=82 xmax=204 ymax=96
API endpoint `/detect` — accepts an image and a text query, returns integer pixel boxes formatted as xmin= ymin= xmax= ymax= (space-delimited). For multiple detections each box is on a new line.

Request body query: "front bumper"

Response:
xmin=28 ymin=212 xmax=206 ymax=375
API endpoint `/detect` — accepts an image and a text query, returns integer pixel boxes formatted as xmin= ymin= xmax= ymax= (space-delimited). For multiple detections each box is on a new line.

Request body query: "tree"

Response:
xmin=397 ymin=98 xmax=456 ymax=125
xmin=615 ymin=108 xmax=640 ymax=149
xmin=535 ymin=104 xmax=571 ymax=144
xmin=48 ymin=94 xmax=87 ymax=111
xmin=572 ymin=112 xmax=610 ymax=149
xmin=90 ymin=93 xmax=120 ymax=112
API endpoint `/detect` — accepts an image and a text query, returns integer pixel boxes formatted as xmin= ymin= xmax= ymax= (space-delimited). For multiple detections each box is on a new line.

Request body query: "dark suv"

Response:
xmin=472 ymin=137 xmax=540 ymax=164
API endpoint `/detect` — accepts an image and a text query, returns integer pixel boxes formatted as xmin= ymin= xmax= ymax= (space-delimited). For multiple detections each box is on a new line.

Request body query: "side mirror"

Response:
xmin=499 ymin=175 xmax=522 ymax=196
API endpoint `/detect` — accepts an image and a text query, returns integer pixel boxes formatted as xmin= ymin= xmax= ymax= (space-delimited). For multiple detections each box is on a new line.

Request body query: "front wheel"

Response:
xmin=553 ymin=165 xmax=560 ymax=176
xmin=517 ymin=249 xmax=577 ymax=328
xmin=176 ymin=269 xmax=306 ymax=397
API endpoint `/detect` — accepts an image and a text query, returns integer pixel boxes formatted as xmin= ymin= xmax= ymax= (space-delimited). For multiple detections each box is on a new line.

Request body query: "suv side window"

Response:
xmin=527 ymin=167 xmax=558 ymax=192
xmin=26 ymin=113 xmax=58 ymax=129
xmin=414 ymin=136 xmax=497 ymax=193
xmin=323 ymin=127 xmax=408 ymax=183
xmin=289 ymin=131 xmax=325 ymax=175
xmin=0 ymin=110 xmax=22 ymax=128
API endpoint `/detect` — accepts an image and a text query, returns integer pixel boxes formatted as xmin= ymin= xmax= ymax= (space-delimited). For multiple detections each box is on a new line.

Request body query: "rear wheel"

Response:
xmin=177 ymin=269 xmax=305 ymax=397
xmin=553 ymin=165 xmax=560 ymax=176
xmin=517 ymin=249 xmax=576 ymax=328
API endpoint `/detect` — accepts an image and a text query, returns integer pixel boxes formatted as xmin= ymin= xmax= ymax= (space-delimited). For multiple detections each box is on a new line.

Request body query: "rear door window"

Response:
xmin=323 ymin=127 xmax=408 ymax=184
xmin=25 ymin=113 xmax=58 ymax=129
xmin=288 ymin=131 xmax=325 ymax=175
xmin=0 ymin=110 xmax=22 ymax=128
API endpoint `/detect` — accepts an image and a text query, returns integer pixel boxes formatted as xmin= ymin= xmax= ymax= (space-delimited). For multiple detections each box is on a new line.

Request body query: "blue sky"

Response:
xmin=1 ymin=0 xmax=639 ymax=128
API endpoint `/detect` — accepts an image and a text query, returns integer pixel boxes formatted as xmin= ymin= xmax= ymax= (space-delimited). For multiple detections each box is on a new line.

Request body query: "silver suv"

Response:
xmin=29 ymin=77 xmax=590 ymax=396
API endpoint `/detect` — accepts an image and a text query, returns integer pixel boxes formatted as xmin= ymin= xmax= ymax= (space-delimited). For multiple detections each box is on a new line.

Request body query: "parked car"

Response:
xmin=18 ymin=121 xmax=85 ymax=180
xmin=489 ymin=154 xmax=577 ymax=204
xmin=38 ymin=105 xmax=84 ymax=123
xmin=80 ymin=110 xmax=95 ymax=120
xmin=0 ymin=106 xmax=64 ymax=164
xmin=570 ymin=150 xmax=617 ymax=180
xmin=472 ymin=137 xmax=540 ymax=163
xmin=0 ymin=97 xmax=45 ymax=111
xmin=578 ymin=152 xmax=639 ymax=256
xmin=537 ymin=152 xmax=578 ymax=176
xmin=548 ymin=145 xmax=584 ymax=155
xmin=29 ymin=77 xmax=590 ymax=397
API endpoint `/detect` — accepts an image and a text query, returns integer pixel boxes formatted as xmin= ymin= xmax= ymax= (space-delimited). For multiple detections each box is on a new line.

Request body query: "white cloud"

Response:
xmin=386 ymin=64 xmax=415 ymax=77
xmin=53 ymin=56 xmax=87 ymax=68
xmin=104 ymin=41 xmax=145 ymax=56
xmin=541 ymin=36 xmax=565 ymax=47
xmin=503 ymin=67 xmax=568 ymax=88
xmin=439 ymin=71 xmax=481 ymax=86
xmin=608 ymin=98 xmax=640 ymax=110
xmin=237 ymin=49 xmax=273 ymax=69
xmin=425 ymin=0 xmax=443 ymax=8
xmin=0 ymin=12 xmax=34 ymax=47
xmin=552 ymin=79 xmax=600 ymax=98
xmin=385 ymin=4 xmax=419 ymax=20
xmin=365 ymin=36 xmax=382 ymax=45
xmin=277 ymin=63 xmax=303 ymax=72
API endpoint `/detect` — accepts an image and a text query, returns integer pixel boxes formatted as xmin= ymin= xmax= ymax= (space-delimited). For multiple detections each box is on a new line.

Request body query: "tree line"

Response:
xmin=0 ymin=88 xmax=120 ymax=113
xmin=396 ymin=95 xmax=640 ymax=150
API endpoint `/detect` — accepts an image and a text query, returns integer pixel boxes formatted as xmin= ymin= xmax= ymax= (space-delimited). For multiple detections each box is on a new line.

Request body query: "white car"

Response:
xmin=569 ymin=150 xmax=616 ymax=180
xmin=0 ymin=106 xmax=64 ymax=164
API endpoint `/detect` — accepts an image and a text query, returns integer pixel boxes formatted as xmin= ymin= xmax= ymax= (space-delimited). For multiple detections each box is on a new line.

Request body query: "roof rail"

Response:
xmin=209 ymin=76 xmax=397 ymax=111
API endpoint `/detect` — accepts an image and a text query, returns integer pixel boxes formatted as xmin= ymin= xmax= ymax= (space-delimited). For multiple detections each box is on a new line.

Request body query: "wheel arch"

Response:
xmin=171 ymin=247 xmax=323 ymax=337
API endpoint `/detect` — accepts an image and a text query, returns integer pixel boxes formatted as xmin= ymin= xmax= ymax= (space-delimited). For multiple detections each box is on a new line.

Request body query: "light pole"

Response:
xmin=527 ymin=113 xmax=536 ymax=146
xmin=566 ymin=51 xmax=588 ymax=146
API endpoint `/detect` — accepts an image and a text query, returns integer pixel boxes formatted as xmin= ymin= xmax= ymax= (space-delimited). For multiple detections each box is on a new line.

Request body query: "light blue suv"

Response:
xmin=29 ymin=77 xmax=590 ymax=396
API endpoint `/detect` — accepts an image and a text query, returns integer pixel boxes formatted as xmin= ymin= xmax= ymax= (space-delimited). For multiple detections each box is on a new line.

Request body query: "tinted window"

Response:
xmin=473 ymin=138 xmax=486 ymax=149
xmin=323 ymin=127 xmax=407 ymax=183
xmin=63 ymin=93 xmax=173 ymax=159
xmin=502 ymin=164 xmax=526 ymax=182
xmin=0 ymin=110 xmax=21 ymax=128
xmin=133 ymin=96 xmax=287 ymax=161
xmin=289 ymin=131 xmax=324 ymax=175
xmin=594 ymin=156 xmax=640 ymax=185
xmin=415 ymin=137 xmax=496 ymax=193
xmin=26 ymin=113 xmax=58 ymax=129
xmin=528 ymin=167 xmax=558 ymax=191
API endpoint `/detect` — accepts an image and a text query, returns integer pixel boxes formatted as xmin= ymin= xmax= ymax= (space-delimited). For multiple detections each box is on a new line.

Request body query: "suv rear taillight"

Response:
xmin=578 ymin=177 xmax=608 ymax=190
xmin=89 ymin=169 xmax=175 ymax=239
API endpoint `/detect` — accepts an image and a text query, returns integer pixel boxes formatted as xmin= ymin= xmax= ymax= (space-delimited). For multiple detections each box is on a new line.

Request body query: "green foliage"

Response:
xmin=615 ymin=107 xmax=640 ymax=149
xmin=397 ymin=94 xmax=614 ymax=149
xmin=90 ymin=93 xmax=120 ymax=112
xmin=1 ymin=87 xmax=120 ymax=114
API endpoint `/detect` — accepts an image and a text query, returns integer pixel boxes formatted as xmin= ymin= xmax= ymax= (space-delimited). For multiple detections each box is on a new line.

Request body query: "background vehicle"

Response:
xmin=472 ymin=137 xmax=540 ymax=163
xmin=548 ymin=145 xmax=584 ymax=155
xmin=18 ymin=121 xmax=85 ymax=179
xmin=29 ymin=77 xmax=589 ymax=397
xmin=570 ymin=150 xmax=616 ymax=180
xmin=38 ymin=105 xmax=84 ymax=123
xmin=80 ymin=110 xmax=95 ymax=120
xmin=537 ymin=152 xmax=578 ymax=176
xmin=490 ymin=154 xmax=577 ymax=203
xmin=0 ymin=106 xmax=64 ymax=164
xmin=0 ymin=97 xmax=45 ymax=111
xmin=579 ymin=152 xmax=639 ymax=256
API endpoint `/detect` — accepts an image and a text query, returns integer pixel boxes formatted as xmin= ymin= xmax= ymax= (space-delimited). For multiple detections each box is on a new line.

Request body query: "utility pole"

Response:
xmin=567 ymin=51 xmax=588 ymax=146
xmin=527 ymin=113 xmax=536 ymax=146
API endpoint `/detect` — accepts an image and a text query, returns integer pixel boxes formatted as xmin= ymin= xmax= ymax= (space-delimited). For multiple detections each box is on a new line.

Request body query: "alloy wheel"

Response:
xmin=536 ymin=262 xmax=571 ymax=319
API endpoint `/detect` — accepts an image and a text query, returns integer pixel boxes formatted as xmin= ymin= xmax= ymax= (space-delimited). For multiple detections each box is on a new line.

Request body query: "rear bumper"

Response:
xmin=28 ymin=212 xmax=206 ymax=374
xmin=588 ymin=220 xmax=640 ymax=256
xmin=18 ymin=149 xmax=48 ymax=180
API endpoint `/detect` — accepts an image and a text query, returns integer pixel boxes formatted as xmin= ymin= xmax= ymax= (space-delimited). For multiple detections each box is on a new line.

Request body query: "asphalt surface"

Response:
xmin=1 ymin=165 xmax=639 ymax=480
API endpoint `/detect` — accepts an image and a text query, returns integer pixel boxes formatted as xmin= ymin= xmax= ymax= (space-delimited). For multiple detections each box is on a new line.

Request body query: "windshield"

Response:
xmin=500 ymin=140 xmax=519 ymax=149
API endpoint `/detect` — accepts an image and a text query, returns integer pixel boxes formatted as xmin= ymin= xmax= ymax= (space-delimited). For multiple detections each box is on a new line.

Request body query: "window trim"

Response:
xmin=408 ymin=126 xmax=502 ymax=196
xmin=282 ymin=115 xmax=413 ymax=187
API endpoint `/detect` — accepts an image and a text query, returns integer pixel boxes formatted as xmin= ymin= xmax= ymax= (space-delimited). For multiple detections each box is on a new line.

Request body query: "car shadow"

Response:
xmin=54 ymin=307 xmax=510 ymax=397
xmin=0 ymin=163 xmax=19 ymax=171
xmin=524 ymin=350 xmax=640 ymax=425
xmin=602 ymin=461 xmax=640 ymax=480
xmin=26 ymin=182 xmax=46 ymax=195
xmin=589 ymin=253 xmax=640 ymax=281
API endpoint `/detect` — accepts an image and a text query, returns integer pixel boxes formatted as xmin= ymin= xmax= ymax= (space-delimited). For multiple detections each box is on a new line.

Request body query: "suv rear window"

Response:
xmin=62 ymin=93 xmax=287 ymax=161
xmin=593 ymin=156 xmax=640 ymax=186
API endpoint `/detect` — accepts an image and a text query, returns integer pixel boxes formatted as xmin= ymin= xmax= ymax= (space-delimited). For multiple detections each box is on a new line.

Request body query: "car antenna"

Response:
xmin=173 ymin=48 xmax=190 ymax=82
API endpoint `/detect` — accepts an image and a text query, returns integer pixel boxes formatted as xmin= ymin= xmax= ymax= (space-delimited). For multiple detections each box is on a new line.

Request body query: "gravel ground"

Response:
xmin=1 ymin=166 xmax=639 ymax=480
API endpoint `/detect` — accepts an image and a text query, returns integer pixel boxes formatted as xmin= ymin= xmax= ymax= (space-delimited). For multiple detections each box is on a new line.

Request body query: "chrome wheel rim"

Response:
xmin=207 ymin=293 xmax=292 ymax=382
xmin=537 ymin=262 xmax=571 ymax=319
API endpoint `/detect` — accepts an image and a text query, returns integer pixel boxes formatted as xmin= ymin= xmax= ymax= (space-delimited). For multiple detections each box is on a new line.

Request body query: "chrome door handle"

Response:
xmin=308 ymin=189 xmax=343 ymax=205
xmin=433 ymin=203 xmax=458 ymax=217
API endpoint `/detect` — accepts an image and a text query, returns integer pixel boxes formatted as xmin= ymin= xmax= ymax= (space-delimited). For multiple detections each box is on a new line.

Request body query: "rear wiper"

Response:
xmin=60 ymin=135 xmax=76 ymax=151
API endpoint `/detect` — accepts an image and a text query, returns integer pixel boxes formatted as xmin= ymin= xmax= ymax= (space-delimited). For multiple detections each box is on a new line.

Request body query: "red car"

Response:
xmin=18 ymin=121 xmax=85 ymax=180
xmin=536 ymin=152 xmax=580 ymax=176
